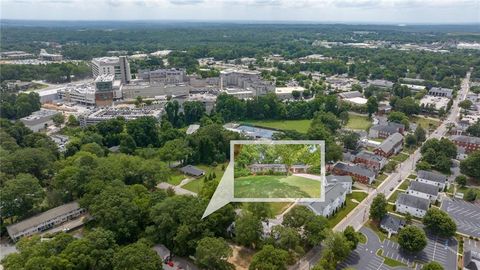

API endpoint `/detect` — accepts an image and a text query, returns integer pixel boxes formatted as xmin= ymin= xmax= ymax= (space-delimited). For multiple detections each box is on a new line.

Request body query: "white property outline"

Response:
xmin=230 ymin=140 xmax=326 ymax=203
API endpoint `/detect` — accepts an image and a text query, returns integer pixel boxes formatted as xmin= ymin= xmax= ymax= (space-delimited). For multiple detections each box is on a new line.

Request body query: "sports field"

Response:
xmin=234 ymin=175 xmax=321 ymax=198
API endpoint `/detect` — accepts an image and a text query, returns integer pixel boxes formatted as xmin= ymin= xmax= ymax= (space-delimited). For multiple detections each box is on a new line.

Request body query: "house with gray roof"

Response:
xmin=406 ymin=181 xmax=439 ymax=202
xmin=248 ymin=164 xmax=287 ymax=174
xmin=179 ymin=165 xmax=205 ymax=177
xmin=395 ymin=193 xmax=430 ymax=218
xmin=416 ymin=170 xmax=448 ymax=190
xmin=306 ymin=175 xmax=353 ymax=217
xmin=380 ymin=214 xmax=406 ymax=237
xmin=6 ymin=202 xmax=87 ymax=241
xmin=331 ymin=162 xmax=376 ymax=185
xmin=374 ymin=132 xmax=404 ymax=158
xmin=369 ymin=122 xmax=405 ymax=139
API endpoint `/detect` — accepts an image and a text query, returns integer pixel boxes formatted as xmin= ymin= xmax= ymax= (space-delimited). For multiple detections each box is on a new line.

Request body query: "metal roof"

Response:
xmin=7 ymin=202 xmax=82 ymax=237
xmin=396 ymin=193 xmax=430 ymax=211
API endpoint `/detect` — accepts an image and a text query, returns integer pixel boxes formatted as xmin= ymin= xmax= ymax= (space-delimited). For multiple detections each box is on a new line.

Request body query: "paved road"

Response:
xmin=293 ymin=71 xmax=472 ymax=269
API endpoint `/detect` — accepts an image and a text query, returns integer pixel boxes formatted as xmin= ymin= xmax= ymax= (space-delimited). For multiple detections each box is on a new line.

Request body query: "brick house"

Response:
xmin=374 ymin=133 xmax=404 ymax=158
xmin=369 ymin=122 xmax=405 ymax=139
xmin=451 ymin=135 xmax=480 ymax=154
xmin=331 ymin=162 xmax=376 ymax=185
xmin=353 ymin=150 xmax=387 ymax=172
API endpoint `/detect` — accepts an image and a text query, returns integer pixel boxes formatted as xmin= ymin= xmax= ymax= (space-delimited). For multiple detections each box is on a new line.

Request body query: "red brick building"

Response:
xmin=451 ymin=135 xmax=480 ymax=154
xmin=331 ymin=162 xmax=376 ymax=185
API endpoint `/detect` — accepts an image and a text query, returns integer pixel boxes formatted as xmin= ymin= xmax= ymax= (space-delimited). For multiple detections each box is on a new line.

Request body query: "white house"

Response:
xmin=416 ymin=170 xmax=448 ymax=191
xmin=406 ymin=181 xmax=439 ymax=202
xmin=306 ymin=175 xmax=353 ymax=217
xmin=395 ymin=193 xmax=430 ymax=218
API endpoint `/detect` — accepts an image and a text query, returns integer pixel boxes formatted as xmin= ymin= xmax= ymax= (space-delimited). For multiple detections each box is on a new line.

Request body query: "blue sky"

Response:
xmin=1 ymin=0 xmax=479 ymax=24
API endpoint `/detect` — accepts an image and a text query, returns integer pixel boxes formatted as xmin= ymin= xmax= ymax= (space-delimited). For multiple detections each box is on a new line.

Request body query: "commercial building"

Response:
xmin=79 ymin=107 xmax=163 ymax=126
xmin=353 ymin=150 xmax=387 ymax=172
xmin=223 ymin=124 xmax=279 ymax=140
xmin=91 ymin=56 xmax=131 ymax=84
xmin=451 ymin=135 xmax=480 ymax=154
xmin=374 ymin=132 xmax=404 ymax=158
xmin=331 ymin=162 xmax=376 ymax=185
xmin=223 ymin=88 xmax=254 ymax=99
xmin=39 ymin=49 xmax=63 ymax=61
xmin=0 ymin=50 xmax=35 ymax=60
xmin=420 ymin=95 xmax=450 ymax=112
xmin=428 ymin=87 xmax=453 ymax=98
xmin=338 ymin=91 xmax=363 ymax=99
xmin=406 ymin=181 xmax=439 ymax=202
xmin=369 ymin=122 xmax=405 ymax=139
xmin=122 ymin=82 xmax=191 ymax=99
xmin=138 ymin=68 xmax=187 ymax=84
xmin=368 ymin=79 xmax=394 ymax=89
xmin=416 ymin=170 xmax=448 ymax=191
xmin=306 ymin=175 xmax=352 ymax=217
xmin=20 ymin=109 xmax=59 ymax=132
xmin=395 ymin=193 xmax=430 ymax=218
xmin=58 ymin=83 xmax=96 ymax=105
xmin=275 ymin=86 xmax=306 ymax=100
xmin=220 ymin=69 xmax=275 ymax=96
xmin=6 ymin=202 xmax=86 ymax=241
xmin=94 ymin=74 xmax=116 ymax=107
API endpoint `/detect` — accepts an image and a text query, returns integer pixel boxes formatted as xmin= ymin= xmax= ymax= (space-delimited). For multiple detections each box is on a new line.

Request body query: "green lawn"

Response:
xmin=457 ymin=186 xmax=480 ymax=200
xmin=358 ymin=232 xmax=367 ymax=244
xmin=234 ymin=175 xmax=321 ymax=198
xmin=327 ymin=192 xmax=367 ymax=227
xmin=242 ymin=119 xmax=312 ymax=133
xmin=373 ymin=174 xmax=388 ymax=188
xmin=398 ymin=179 xmax=411 ymax=190
xmin=268 ymin=202 xmax=292 ymax=216
xmin=388 ymin=190 xmax=401 ymax=203
xmin=410 ymin=116 xmax=440 ymax=130
xmin=168 ymin=171 xmax=186 ymax=185
xmin=182 ymin=163 xmax=227 ymax=193
xmin=377 ymin=249 xmax=408 ymax=268
xmin=182 ymin=178 xmax=204 ymax=193
xmin=345 ymin=114 xmax=372 ymax=130
xmin=407 ymin=174 xmax=417 ymax=179
xmin=391 ymin=153 xmax=409 ymax=163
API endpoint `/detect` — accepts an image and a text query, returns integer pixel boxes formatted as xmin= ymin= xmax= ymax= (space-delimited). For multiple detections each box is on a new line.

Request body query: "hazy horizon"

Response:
xmin=1 ymin=0 xmax=479 ymax=24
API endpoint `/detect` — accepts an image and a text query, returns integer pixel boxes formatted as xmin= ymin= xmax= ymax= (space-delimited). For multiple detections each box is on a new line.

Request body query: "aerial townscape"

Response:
xmin=1 ymin=1 xmax=480 ymax=270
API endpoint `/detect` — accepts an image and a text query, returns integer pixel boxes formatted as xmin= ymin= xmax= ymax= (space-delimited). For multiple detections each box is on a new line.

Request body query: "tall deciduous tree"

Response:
xmin=398 ymin=226 xmax=427 ymax=253
xmin=195 ymin=237 xmax=234 ymax=270
xmin=369 ymin=194 xmax=387 ymax=221
xmin=249 ymin=245 xmax=289 ymax=270
xmin=423 ymin=208 xmax=456 ymax=237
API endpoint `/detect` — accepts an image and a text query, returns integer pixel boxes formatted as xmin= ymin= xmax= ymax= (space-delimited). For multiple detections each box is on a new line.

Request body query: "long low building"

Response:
xmin=79 ymin=107 xmax=163 ymax=126
xmin=6 ymin=202 xmax=87 ymax=241
xmin=331 ymin=161 xmax=376 ymax=185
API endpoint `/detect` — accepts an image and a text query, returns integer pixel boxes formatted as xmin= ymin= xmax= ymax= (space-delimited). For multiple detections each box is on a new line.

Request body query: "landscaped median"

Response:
xmin=376 ymin=249 xmax=408 ymax=268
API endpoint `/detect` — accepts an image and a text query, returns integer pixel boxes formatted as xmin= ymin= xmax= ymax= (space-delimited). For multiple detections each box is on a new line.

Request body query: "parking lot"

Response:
xmin=383 ymin=232 xmax=457 ymax=270
xmin=441 ymin=198 xmax=480 ymax=238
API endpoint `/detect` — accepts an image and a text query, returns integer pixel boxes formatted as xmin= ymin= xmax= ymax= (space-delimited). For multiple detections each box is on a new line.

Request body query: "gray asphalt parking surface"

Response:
xmin=441 ymin=198 xmax=480 ymax=238
xmin=382 ymin=232 xmax=457 ymax=270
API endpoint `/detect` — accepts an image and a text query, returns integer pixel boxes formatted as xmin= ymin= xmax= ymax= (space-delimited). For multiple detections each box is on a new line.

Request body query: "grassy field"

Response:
xmin=327 ymin=192 xmax=368 ymax=227
xmin=242 ymin=119 xmax=312 ymax=133
xmin=182 ymin=178 xmax=204 ymax=193
xmin=410 ymin=116 xmax=440 ymax=130
xmin=234 ymin=175 xmax=321 ymax=198
xmin=345 ymin=114 xmax=372 ymax=130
